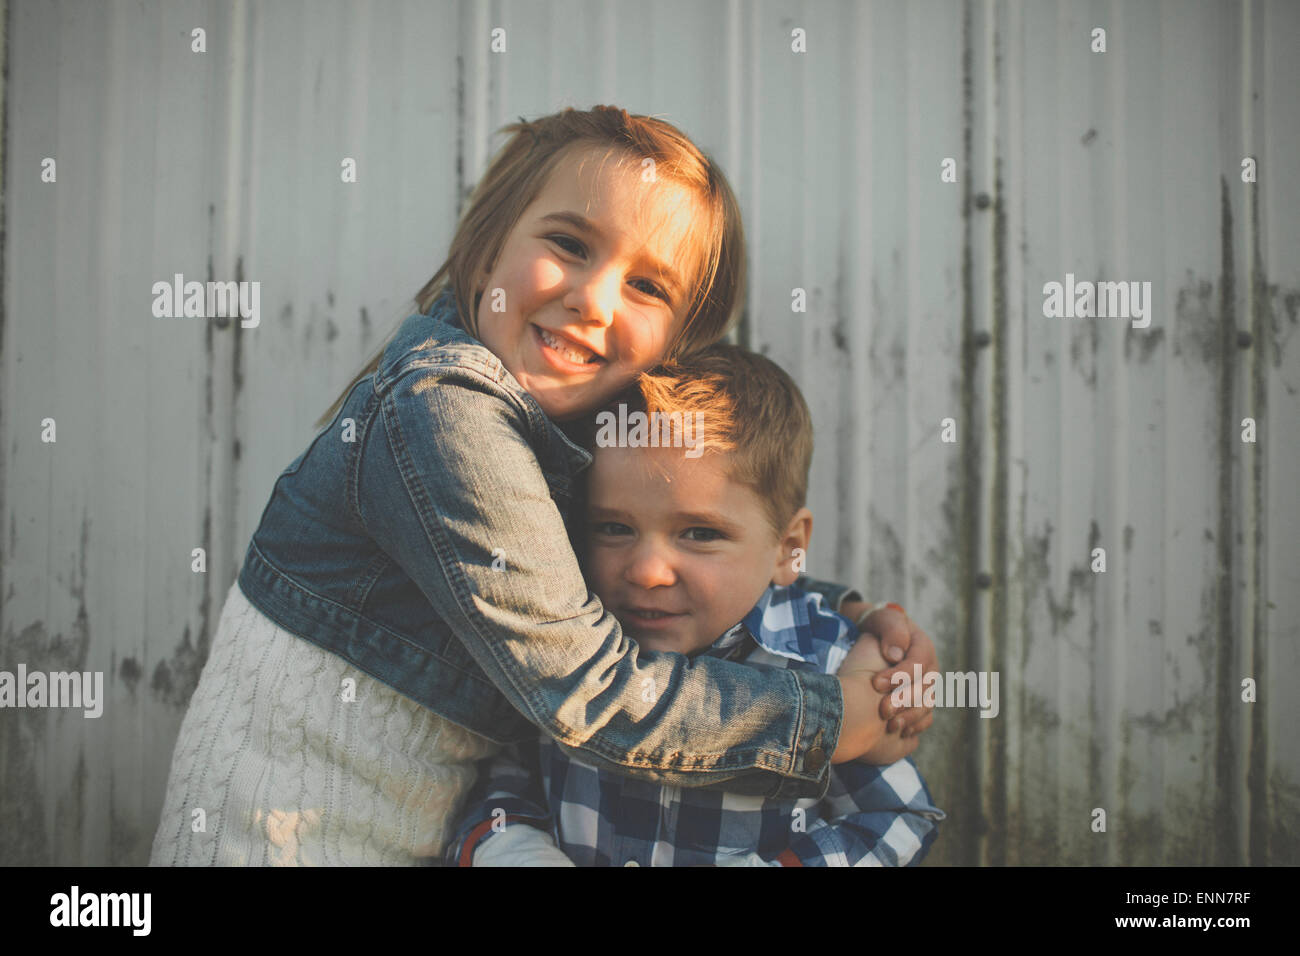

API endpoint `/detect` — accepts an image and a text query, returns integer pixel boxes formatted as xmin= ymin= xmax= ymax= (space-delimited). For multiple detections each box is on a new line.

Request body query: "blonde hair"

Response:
xmin=625 ymin=344 xmax=814 ymax=535
xmin=317 ymin=106 xmax=747 ymax=427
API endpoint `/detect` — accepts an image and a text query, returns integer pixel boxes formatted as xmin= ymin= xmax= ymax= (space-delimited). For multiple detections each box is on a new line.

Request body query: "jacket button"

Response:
xmin=624 ymin=860 xmax=640 ymax=867
xmin=804 ymin=746 xmax=827 ymax=772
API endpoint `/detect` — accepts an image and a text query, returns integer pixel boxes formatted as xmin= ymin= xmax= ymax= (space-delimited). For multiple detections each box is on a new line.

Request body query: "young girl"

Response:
xmin=150 ymin=106 xmax=936 ymax=866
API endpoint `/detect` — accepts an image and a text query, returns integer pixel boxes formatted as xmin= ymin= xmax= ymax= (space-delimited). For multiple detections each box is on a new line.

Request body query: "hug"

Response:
xmin=149 ymin=105 xmax=943 ymax=867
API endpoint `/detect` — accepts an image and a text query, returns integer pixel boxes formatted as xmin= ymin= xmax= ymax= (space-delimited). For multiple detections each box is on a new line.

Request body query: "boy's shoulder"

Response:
xmin=734 ymin=584 xmax=857 ymax=676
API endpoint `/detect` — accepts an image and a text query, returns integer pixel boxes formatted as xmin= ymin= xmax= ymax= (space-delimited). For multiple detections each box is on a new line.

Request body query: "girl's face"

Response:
xmin=475 ymin=148 xmax=702 ymax=421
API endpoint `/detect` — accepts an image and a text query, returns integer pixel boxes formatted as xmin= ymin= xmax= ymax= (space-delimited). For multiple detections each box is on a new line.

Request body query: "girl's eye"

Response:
xmin=683 ymin=527 xmax=724 ymax=542
xmin=591 ymin=521 xmax=632 ymax=537
xmin=548 ymin=234 xmax=585 ymax=256
xmin=548 ymin=235 xmax=669 ymax=303
xmin=630 ymin=278 xmax=671 ymax=302
xmin=629 ymin=277 xmax=670 ymax=303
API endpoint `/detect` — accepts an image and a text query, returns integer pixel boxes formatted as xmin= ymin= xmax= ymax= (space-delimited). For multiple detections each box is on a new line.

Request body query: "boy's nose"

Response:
xmin=624 ymin=543 xmax=676 ymax=589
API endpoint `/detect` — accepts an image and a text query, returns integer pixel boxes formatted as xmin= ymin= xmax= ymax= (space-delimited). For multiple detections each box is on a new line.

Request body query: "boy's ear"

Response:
xmin=771 ymin=507 xmax=813 ymax=587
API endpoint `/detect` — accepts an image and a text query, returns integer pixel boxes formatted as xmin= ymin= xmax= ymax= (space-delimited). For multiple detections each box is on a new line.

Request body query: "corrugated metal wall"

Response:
xmin=2 ymin=0 xmax=1296 ymax=865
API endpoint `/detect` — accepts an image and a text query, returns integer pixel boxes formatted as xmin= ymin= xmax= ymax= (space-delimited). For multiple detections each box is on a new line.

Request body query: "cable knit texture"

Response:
xmin=150 ymin=582 xmax=500 ymax=866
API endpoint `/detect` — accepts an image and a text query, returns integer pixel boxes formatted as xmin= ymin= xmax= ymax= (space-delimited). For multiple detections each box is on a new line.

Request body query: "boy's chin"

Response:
xmin=628 ymin=631 xmax=710 ymax=657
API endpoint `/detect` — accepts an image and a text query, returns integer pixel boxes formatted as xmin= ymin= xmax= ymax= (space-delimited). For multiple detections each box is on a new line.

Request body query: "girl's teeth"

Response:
xmin=540 ymin=328 xmax=595 ymax=364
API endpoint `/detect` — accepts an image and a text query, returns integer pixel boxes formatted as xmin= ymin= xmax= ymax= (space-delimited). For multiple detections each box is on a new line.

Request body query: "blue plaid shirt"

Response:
xmin=448 ymin=584 xmax=945 ymax=867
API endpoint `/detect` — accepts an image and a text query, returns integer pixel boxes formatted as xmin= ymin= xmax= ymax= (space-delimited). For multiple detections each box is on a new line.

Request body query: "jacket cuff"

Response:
xmin=766 ymin=669 xmax=841 ymax=801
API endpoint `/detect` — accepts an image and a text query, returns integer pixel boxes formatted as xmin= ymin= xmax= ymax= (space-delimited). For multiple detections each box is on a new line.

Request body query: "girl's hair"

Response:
xmin=316 ymin=105 xmax=747 ymax=428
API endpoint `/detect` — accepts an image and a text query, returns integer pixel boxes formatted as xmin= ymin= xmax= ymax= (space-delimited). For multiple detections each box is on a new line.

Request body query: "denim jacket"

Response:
xmin=238 ymin=289 xmax=847 ymax=799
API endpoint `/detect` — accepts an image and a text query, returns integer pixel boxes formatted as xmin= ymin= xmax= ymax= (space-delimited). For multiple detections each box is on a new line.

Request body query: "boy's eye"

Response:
xmin=591 ymin=521 xmax=633 ymax=537
xmin=682 ymin=527 xmax=724 ymax=542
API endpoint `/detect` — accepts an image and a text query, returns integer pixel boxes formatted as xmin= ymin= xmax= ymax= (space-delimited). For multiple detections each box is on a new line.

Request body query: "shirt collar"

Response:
xmin=699 ymin=584 xmax=855 ymax=669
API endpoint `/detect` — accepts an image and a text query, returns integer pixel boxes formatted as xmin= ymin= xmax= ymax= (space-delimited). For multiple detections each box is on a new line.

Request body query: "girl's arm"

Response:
xmin=360 ymin=366 xmax=856 ymax=797
xmin=802 ymin=577 xmax=940 ymax=740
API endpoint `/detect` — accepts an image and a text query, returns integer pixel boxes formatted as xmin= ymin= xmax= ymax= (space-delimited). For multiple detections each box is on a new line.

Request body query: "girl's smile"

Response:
xmin=534 ymin=323 xmax=603 ymax=369
xmin=474 ymin=147 xmax=701 ymax=421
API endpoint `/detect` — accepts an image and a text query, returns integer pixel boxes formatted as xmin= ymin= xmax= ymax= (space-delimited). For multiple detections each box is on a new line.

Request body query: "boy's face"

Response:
xmin=584 ymin=444 xmax=808 ymax=656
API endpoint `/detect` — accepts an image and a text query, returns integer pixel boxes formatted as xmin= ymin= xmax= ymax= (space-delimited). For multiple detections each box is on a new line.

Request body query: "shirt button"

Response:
xmin=804 ymin=746 xmax=828 ymax=772
xmin=624 ymin=860 xmax=640 ymax=867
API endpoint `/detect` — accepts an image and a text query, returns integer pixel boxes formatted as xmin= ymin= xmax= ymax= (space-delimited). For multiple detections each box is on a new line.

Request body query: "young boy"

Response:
xmin=447 ymin=345 xmax=944 ymax=867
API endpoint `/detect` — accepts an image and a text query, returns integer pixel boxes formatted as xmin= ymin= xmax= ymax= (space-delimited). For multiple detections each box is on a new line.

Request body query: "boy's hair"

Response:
xmin=318 ymin=106 xmax=747 ymax=427
xmin=624 ymin=344 xmax=813 ymax=536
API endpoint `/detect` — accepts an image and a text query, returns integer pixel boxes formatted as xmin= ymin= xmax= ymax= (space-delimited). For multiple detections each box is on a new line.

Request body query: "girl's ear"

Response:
xmin=771 ymin=507 xmax=813 ymax=587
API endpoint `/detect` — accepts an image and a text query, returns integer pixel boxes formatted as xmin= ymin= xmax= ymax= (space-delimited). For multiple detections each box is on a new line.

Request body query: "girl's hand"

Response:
xmin=830 ymin=667 xmax=887 ymax=764
xmin=831 ymin=630 xmax=913 ymax=765
xmin=859 ymin=724 xmax=920 ymax=764
xmin=840 ymin=602 xmax=939 ymax=740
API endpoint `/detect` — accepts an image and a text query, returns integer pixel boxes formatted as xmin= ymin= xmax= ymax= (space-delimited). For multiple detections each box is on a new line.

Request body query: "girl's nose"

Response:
xmin=564 ymin=266 xmax=621 ymax=328
xmin=625 ymin=541 xmax=676 ymax=589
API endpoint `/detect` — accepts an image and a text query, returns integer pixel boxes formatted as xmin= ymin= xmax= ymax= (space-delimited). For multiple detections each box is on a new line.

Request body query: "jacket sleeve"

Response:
xmin=358 ymin=367 xmax=840 ymax=798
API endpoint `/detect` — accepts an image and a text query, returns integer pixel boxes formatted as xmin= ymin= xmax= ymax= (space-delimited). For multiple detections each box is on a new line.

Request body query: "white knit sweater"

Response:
xmin=150 ymin=583 xmax=500 ymax=866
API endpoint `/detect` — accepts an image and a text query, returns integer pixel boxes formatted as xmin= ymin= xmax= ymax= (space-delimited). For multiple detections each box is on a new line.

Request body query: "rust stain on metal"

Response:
xmin=1124 ymin=324 xmax=1165 ymax=364
xmin=1035 ymin=521 xmax=1100 ymax=639
xmin=152 ymin=506 xmax=214 ymax=710
xmin=1171 ymin=275 xmax=1218 ymax=363
xmin=52 ymin=749 xmax=88 ymax=864
xmin=150 ymin=622 xmax=207 ymax=709
xmin=986 ymin=142 xmax=1010 ymax=864
xmin=1068 ymin=319 xmax=1100 ymax=386
xmin=922 ymin=0 xmax=982 ymax=866
xmin=1211 ymin=177 xmax=1239 ymax=864
xmin=0 ymin=512 xmax=92 ymax=864
xmin=1130 ymin=693 xmax=1200 ymax=736
xmin=233 ymin=254 xmax=246 ymax=396
xmin=1246 ymin=177 xmax=1271 ymax=865
xmin=118 ymin=655 xmax=142 ymax=694
xmin=866 ymin=508 xmax=905 ymax=600
xmin=0 ymin=621 xmax=55 ymax=864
